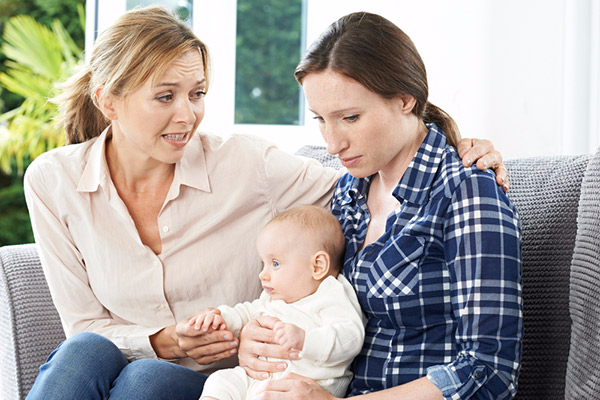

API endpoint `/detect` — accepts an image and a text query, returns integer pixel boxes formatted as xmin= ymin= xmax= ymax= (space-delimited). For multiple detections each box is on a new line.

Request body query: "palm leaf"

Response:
xmin=1 ymin=15 xmax=64 ymax=79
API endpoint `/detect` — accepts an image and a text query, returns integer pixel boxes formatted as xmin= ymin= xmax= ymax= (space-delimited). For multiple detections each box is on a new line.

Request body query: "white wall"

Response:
xmin=88 ymin=0 xmax=600 ymax=159
xmin=305 ymin=0 xmax=600 ymax=160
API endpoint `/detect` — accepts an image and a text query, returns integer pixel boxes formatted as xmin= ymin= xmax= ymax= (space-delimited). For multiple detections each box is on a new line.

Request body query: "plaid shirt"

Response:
xmin=331 ymin=125 xmax=522 ymax=399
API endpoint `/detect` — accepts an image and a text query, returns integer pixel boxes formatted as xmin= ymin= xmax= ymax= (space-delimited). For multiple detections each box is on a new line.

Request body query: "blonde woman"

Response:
xmin=24 ymin=7 xmax=506 ymax=400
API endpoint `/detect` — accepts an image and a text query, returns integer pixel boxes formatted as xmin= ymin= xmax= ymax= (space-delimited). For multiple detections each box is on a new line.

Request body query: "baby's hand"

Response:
xmin=188 ymin=308 xmax=227 ymax=332
xmin=273 ymin=321 xmax=305 ymax=351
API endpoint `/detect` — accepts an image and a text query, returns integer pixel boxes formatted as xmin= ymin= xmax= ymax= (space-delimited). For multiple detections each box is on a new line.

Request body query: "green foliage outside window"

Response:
xmin=0 ymin=0 xmax=84 ymax=246
xmin=235 ymin=0 xmax=304 ymax=125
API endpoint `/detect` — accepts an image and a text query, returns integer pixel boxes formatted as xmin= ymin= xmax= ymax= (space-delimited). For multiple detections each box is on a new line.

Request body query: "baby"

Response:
xmin=193 ymin=205 xmax=365 ymax=400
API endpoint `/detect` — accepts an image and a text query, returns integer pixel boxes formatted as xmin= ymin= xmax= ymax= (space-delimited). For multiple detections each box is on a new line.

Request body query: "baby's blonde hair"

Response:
xmin=267 ymin=205 xmax=345 ymax=272
xmin=53 ymin=6 xmax=210 ymax=144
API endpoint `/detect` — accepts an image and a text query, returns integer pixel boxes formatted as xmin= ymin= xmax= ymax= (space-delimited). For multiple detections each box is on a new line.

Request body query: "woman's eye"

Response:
xmin=345 ymin=114 xmax=359 ymax=122
xmin=156 ymin=93 xmax=173 ymax=102
xmin=312 ymin=116 xmax=325 ymax=123
xmin=192 ymin=90 xmax=206 ymax=99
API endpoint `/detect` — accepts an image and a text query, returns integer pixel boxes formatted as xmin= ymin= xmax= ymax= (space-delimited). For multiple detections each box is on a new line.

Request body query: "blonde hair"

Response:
xmin=53 ymin=6 xmax=210 ymax=144
xmin=267 ymin=205 xmax=346 ymax=272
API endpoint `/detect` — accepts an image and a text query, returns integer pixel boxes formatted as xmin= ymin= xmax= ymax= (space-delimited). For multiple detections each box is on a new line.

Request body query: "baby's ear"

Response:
xmin=311 ymin=251 xmax=331 ymax=280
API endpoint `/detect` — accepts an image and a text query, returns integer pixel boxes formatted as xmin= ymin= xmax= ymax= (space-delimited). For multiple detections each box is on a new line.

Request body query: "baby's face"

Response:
xmin=257 ymin=220 xmax=321 ymax=303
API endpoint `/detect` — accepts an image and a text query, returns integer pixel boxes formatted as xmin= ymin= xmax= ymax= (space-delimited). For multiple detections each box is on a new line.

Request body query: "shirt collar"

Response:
xmin=77 ymin=127 xmax=211 ymax=194
xmin=393 ymin=123 xmax=446 ymax=205
xmin=338 ymin=123 xmax=447 ymax=207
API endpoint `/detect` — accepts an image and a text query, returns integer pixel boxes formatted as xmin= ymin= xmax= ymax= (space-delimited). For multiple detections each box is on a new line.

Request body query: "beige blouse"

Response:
xmin=23 ymin=128 xmax=341 ymax=372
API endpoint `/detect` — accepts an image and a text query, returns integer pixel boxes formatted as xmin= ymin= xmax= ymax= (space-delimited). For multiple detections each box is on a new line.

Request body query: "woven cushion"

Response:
xmin=565 ymin=148 xmax=600 ymax=400
xmin=0 ymin=244 xmax=65 ymax=399
xmin=505 ymin=155 xmax=591 ymax=400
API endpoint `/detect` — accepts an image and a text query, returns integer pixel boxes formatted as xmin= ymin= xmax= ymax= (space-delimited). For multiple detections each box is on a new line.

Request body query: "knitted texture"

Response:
xmin=565 ymin=149 xmax=600 ymax=400
xmin=0 ymin=244 xmax=65 ymax=400
xmin=505 ymin=154 xmax=590 ymax=400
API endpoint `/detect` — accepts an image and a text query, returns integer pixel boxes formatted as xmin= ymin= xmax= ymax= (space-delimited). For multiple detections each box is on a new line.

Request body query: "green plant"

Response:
xmin=0 ymin=4 xmax=84 ymax=174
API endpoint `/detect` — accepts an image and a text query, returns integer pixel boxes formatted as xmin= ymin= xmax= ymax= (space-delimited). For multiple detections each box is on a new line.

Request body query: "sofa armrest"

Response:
xmin=0 ymin=244 xmax=65 ymax=400
xmin=565 ymin=147 xmax=600 ymax=400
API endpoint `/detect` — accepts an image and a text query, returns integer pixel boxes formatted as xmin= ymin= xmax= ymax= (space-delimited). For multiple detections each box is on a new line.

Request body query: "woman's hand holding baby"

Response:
xmin=171 ymin=308 xmax=239 ymax=365
xmin=238 ymin=316 xmax=300 ymax=380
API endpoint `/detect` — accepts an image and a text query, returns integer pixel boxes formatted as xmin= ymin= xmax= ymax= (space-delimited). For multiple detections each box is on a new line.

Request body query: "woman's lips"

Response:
xmin=162 ymin=132 xmax=189 ymax=147
xmin=339 ymin=155 xmax=361 ymax=168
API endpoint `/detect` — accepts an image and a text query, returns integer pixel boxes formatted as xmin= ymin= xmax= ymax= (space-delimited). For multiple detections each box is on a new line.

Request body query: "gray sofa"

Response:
xmin=2 ymin=146 xmax=600 ymax=399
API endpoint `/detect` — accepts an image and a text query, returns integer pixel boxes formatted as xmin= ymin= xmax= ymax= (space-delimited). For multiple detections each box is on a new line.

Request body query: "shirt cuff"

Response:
xmin=426 ymin=364 xmax=462 ymax=398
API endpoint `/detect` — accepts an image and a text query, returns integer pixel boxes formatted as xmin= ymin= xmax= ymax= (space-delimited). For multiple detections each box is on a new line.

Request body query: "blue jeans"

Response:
xmin=26 ymin=331 xmax=207 ymax=400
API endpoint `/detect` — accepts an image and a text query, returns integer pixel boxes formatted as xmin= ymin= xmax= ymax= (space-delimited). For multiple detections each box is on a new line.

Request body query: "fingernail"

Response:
xmin=223 ymin=334 xmax=232 ymax=341
xmin=261 ymin=373 xmax=270 ymax=379
xmin=230 ymin=348 xmax=237 ymax=354
xmin=289 ymin=351 xmax=300 ymax=359
xmin=482 ymin=161 xmax=488 ymax=168
xmin=277 ymin=363 xmax=287 ymax=370
xmin=230 ymin=341 xmax=238 ymax=347
xmin=465 ymin=158 xmax=472 ymax=165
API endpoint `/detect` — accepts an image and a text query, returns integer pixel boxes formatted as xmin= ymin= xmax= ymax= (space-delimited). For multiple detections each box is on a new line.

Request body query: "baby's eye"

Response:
xmin=272 ymin=260 xmax=280 ymax=267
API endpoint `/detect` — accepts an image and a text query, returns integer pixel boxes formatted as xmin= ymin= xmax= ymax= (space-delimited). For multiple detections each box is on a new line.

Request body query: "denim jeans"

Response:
xmin=26 ymin=331 xmax=207 ymax=400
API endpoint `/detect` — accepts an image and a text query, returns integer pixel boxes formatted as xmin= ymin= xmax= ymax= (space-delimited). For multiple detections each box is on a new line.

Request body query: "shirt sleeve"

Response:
xmin=427 ymin=172 xmax=523 ymax=400
xmin=218 ymin=295 xmax=266 ymax=337
xmin=259 ymin=142 xmax=343 ymax=213
xmin=301 ymin=277 xmax=365 ymax=366
xmin=23 ymin=159 xmax=161 ymax=361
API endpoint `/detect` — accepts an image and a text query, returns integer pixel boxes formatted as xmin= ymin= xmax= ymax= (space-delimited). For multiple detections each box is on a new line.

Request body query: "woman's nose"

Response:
xmin=174 ymin=99 xmax=197 ymax=125
xmin=324 ymin=125 xmax=348 ymax=156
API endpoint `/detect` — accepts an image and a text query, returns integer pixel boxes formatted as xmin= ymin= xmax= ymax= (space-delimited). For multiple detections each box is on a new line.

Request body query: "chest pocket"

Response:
xmin=366 ymin=234 xmax=426 ymax=298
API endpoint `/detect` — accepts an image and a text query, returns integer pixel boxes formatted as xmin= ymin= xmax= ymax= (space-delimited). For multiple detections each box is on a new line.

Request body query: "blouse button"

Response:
xmin=162 ymin=226 xmax=169 ymax=233
xmin=153 ymin=260 xmax=161 ymax=267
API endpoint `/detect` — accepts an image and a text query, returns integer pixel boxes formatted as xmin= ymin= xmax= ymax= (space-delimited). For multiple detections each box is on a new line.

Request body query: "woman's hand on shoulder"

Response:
xmin=255 ymin=372 xmax=337 ymax=400
xmin=457 ymin=138 xmax=509 ymax=192
xmin=238 ymin=316 xmax=300 ymax=379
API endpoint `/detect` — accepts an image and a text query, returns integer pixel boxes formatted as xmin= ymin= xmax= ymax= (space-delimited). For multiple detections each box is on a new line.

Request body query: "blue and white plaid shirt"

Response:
xmin=331 ymin=125 xmax=523 ymax=399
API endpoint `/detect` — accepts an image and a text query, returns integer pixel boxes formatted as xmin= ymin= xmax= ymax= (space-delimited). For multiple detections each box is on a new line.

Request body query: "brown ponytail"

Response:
xmin=53 ymin=6 xmax=210 ymax=145
xmin=295 ymin=12 xmax=460 ymax=147
xmin=53 ymin=65 xmax=109 ymax=144
xmin=422 ymin=101 xmax=460 ymax=147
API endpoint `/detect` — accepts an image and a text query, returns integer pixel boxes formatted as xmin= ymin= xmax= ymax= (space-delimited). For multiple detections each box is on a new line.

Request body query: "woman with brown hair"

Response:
xmin=239 ymin=12 xmax=522 ymax=400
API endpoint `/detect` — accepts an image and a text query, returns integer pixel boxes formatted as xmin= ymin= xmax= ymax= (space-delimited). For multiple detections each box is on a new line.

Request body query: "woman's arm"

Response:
xmin=255 ymin=373 xmax=443 ymax=399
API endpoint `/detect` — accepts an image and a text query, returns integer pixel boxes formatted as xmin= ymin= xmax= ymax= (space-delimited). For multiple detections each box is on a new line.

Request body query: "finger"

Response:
xmin=189 ymin=345 xmax=239 ymax=365
xmin=456 ymin=138 xmax=475 ymax=158
xmin=214 ymin=315 xmax=225 ymax=330
xmin=461 ymin=139 xmax=494 ymax=167
xmin=493 ymin=164 xmax=510 ymax=193
xmin=474 ymin=151 xmax=502 ymax=171
xmin=184 ymin=334 xmax=238 ymax=358
xmin=255 ymin=315 xmax=282 ymax=330
xmin=242 ymin=356 xmax=288 ymax=379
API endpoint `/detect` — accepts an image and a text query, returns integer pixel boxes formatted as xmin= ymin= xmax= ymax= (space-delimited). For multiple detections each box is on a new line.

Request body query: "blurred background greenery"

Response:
xmin=0 ymin=0 xmax=85 ymax=246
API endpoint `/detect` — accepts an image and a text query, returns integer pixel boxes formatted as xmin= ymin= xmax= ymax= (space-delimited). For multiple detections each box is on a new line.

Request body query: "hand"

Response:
xmin=457 ymin=138 xmax=509 ymax=192
xmin=273 ymin=321 xmax=305 ymax=351
xmin=188 ymin=308 xmax=227 ymax=332
xmin=238 ymin=316 xmax=300 ymax=380
xmin=174 ymin=312 xmax=238 ymax=365
xmin=256 ymin=372 xmax=337 ymax=400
